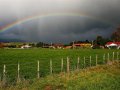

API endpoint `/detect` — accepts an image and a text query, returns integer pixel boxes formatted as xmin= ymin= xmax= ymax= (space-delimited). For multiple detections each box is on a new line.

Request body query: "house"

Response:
xmin=63 ymin=46 xmax=72 ymax=49
xmin=73 ymin=43 xmax=92 ymax=48
xmin=52 ymin=43 xmax=64 ymax=49
xmin=21 ymin=44 xmax=31 ymax=49
xmin=105 ymin=42 xmax=120 ymax=49
xmin=0 ymin=42 xmax=4 ymax=48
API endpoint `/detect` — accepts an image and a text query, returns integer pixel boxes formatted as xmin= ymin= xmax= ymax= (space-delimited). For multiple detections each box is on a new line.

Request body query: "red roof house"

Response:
xmin=105 ymin=42 xmax=120 ymax=49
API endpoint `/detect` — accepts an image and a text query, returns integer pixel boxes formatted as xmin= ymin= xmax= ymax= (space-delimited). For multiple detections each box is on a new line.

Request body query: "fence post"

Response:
xmin=107 ymin=53 xmax=110 ymax=63
xmin=77 ymin=57 xmax=80 ymax=70
xmin=103 ymin=54 xmax=106 ymax=64
xmin=37 ymin=61 xmax=40 ymax=79
xmin=90 ymin=56 xmax=92 ymax=67
xmin=2 ymin=64 xmax=6 ymax=84
xmin=96 ymin=55 xmax=98 ymax=66
xmin=50 ymin=60 xmax=52 ymax=75
xmin=0 ymin=74 xmax=1 ymax=81
xmin=67 ymin=57 xmax=70 ymax=73
xmin=84 ymin=57 xmax=86 ymax=68
xmin=17 ymin=63 xmax=20 ymax=83
xmin=117 ymin=52 xmax=119 ymax=60
xmin=3 ymin=64 xmax=6 ymax=78
xmin=112 ymin=52 xmax=115 ymax=61
xmin=61 ymin=58 xmax=64 ymax=72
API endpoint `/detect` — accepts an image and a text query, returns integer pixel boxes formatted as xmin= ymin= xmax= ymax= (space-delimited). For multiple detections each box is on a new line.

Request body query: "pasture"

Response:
xmin=0 ymin=48 xmax=119 ymax=82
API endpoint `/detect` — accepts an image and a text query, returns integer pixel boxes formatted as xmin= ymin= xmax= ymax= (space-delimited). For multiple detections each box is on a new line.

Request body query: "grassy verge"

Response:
xmin=1 ymin=60 xmax=120 ymax=90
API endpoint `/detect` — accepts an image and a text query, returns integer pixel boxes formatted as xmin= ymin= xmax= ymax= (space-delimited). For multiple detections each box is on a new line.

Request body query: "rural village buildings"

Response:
xmin=0 ymin=42 xmax=120 ymax=49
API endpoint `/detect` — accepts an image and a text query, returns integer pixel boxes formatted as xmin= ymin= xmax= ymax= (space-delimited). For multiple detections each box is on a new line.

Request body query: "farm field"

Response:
xmin=0 ymin=48 xmax=119 ymax=81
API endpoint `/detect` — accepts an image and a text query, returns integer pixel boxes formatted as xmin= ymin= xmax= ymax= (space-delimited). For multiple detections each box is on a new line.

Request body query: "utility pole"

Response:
xmin=73 ymin=41 xmax=75 ymax=49
xmin=91 ymin=40 xmax=94 ymax=48
xmin=51 ymin=42 xmax=52 ymax=47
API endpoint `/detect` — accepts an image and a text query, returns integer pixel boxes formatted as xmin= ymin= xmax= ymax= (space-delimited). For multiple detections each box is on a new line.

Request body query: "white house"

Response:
xmin=21 ymin=44 xmax=31 ymax=49
xmin=105 ymin=42 xmax=120 ymax=49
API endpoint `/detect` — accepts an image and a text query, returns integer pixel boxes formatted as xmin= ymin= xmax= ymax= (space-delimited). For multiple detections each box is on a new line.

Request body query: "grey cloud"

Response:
xmin=0 ymin=16 xmax=115 ymax=43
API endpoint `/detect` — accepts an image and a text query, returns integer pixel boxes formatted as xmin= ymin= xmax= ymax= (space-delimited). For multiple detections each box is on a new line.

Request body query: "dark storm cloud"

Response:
xmin=0 ymin=0 xmax=120 ymax=43
xmin=0 ymin=16 xmax=113 ymax=43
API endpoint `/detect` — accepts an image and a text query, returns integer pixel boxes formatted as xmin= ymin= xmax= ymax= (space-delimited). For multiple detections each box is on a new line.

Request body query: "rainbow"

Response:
xmin=0 ymin=12 xmax=113 ymax=33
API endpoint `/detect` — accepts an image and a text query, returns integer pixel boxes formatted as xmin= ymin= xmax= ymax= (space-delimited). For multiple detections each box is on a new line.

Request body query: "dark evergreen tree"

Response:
xmin=111 ymin=26 xmax=120 ymax=42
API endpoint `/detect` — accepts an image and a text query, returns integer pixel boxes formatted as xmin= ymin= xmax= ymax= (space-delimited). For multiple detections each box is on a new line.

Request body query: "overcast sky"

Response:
xmin=0 ymin=0 xmax=120 ymax=43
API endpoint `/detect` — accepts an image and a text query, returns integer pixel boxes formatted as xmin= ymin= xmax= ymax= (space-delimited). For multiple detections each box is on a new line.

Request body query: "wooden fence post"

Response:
xmin=61 ymin=58 xmax=64 ymax=72
xmin=112 ymin=52 xmax=115 ymax=61
xmin=37 ymin=61 xmax=40 ymax=79
xmin=103 ymin=54 xmax=106 ymax=64
xmin=77 ymin=57 xmax=80 ymax=70
xmin=17 ymin=63 xmax=20 ymax=83
xmin=84 ymin=57 xmax=86 ymax=68
xmin=96 ymin=55 xmax=98 ymax=66
xmin=90 ymin=56 xmax=92 ymax=67
xmin=107 ymin=53 xmax=110 ymax=62
xmin=0 ymin=74 xmax=1 ymax=81
xmin=3 ymin=64 xmax=6 ymax=77
xmin=2 ymin=64 xmax=6 ymax=84
xmin=50 ymin=60 xmax=52 ymax=75
xmin=67 ymin=57 xmax=70 ymax=73
xmin=117 ymin=52 xmax=119 ymax=60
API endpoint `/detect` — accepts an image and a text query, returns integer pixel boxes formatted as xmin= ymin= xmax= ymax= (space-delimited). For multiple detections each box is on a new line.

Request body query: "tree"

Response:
xmin=36 ymin=42 xmax=44 ymax=47
xmin=111 ymin=26 xmax=120 ymax=42
xmin=85 ymin=40 xmax=89 ymax=43
xmin=93 ymin=36 xmax=110 ymax=49
xmin=29 ymin=43 xmax=36 ymax=47
xmin=96 ymin=36 xmax=104 ymax=46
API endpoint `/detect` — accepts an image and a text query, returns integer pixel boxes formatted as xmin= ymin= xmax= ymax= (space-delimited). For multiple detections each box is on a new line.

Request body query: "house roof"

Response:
xmin=106 ymin=42 xmax=120 ymax=45
xmin=53 ymin=43 xmax=64 ymax=47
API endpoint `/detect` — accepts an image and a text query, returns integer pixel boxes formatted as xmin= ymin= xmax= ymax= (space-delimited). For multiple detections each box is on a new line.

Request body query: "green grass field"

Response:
xmin=0 ymin=48 xmax=119 ymax=82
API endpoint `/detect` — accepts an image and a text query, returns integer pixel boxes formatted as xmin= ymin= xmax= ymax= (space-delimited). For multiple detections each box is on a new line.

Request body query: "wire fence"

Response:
xmin=0 ymin=51 xmax=119 ymax=83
